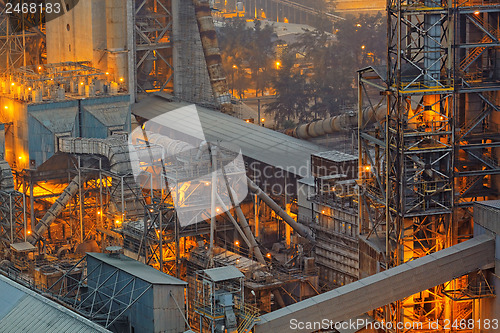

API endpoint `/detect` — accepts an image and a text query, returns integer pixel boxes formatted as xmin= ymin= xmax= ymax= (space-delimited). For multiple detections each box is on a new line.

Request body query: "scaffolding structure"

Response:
xmin=0 ymin=4 xmax=45 ymax=73
xmin=135 ymin=0 xmax=174 ymax=93
xmin=358 ymin=0 xmax=500 ymax=330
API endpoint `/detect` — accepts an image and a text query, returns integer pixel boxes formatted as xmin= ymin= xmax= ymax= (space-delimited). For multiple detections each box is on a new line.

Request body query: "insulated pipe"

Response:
xmin=28 ymin=174 xmax=86 ymax=244
xmin=192 ymin=0 xmax=233 ymax=114
xmin=145 ymin=132 xmax=195 ymax=157
xmin=285 ymin=106 xmax=385 ymax=140
xmin=216 ymin=193 xmax=252 ymax=250
xmin=221 ymin=168 xmax=267 ymax=265
xmin=247 ymin=178 xmax=315 ymax=243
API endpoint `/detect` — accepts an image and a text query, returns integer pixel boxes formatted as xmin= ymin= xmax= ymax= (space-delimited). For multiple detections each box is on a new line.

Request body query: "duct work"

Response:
xmin=192 ymin=0 xmax=233 ymax=114
xmin=28 ymin=174 xmax=85 ymax=244
xmin=0 ymin=160 xmax=14 ymax=191
xmin=285 ymin=106 xmax=385 ymax=140
xmin=58 ymin=136 xmax=144 ymax=219
xmin=247 ymin=178 xmax=315 ymax=243
xmin=59 ymin=136 xmax=133 ymax=175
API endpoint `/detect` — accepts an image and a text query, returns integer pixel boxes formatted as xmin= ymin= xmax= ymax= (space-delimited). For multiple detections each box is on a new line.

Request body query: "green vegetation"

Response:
xmin=217 ymin=13 xmax=386 ymax=126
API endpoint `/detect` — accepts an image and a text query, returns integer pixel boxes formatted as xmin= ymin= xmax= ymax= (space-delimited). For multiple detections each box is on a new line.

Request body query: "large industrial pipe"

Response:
xmin=246 ymin=178 xmax=315 ymax=243
xmin=285 ymin=106 xmax=385 ymax=140
xmin=28 ymin=174 xmax=85 ymax=244
xmin=192 ymin=0 xmax=233 ymax=114
xmin=221 ymin=170 xmax=267 ymax=265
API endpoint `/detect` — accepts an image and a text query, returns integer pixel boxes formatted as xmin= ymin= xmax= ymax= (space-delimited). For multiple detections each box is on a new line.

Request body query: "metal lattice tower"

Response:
xmin=358 ymin=0 xmax=500 ymax=329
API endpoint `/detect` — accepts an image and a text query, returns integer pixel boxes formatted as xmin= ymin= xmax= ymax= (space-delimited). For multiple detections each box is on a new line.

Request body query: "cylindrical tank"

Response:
xmin=110 ymin=81 xmax=119 ymax=94
xmin=78 ymin=82 xmax=85 ymax=95
xmin=32 ymin=89 xmax=42 ymax=103
xmin=85 ymin=84 xmax=95 ymax=97
xmin=105 ymin=0 xmax=128 ymax=87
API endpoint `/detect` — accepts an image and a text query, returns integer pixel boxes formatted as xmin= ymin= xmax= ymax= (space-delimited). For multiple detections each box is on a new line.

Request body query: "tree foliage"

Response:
xmin=217 ymin=14 xmax=386 ymax=127
xmin=266 ymin=14 xmax=386 ymax=125
xmin=218 ymin=19 xmax=277 ymax=97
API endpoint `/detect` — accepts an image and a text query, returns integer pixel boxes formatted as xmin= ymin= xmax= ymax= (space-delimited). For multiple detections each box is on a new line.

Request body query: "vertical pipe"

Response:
xmin=159 ymin=203 xmax=163 ymax=273
xmin=209 ymin=145 xmax=217 ymax=263
xmin=9 ymin=194 xmax=13 ymax=242
xmin=78 ymin=158 xmax=84 ymax=243
xmin=23 ymin=193 xmax=26 ymax=241
xmin=99 ymin=158 xmax=103 ymax=228
xmin=121 ymin=175 xmax=125 ymax=219
xmin=126 ymin=0 xmax=135 ymax=101
xmin=29 ymin=174 xmax=34 ymax=231
xmin=254 ymin=194 xmax=259 ymax=239
xmin=358 ymin=71 xmax=363 ymax=233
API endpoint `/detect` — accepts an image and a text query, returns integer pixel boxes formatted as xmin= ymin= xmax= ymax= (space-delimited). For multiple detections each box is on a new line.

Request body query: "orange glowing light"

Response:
xmin=261 ymin=118 xmax=265 ymax=122
xmin=27 ymin=230 xmax=31 ymax=235
xmin=361 ymin=45 xmax=366 ymax=50
xmin=474 ymin=11 xmax=480 ymax=15
xmin=28 ymin=87 xmax=31 ymax=91
xmin=97 ymin=211 xmax=101 ymax=215
xmin=233 ymin=65 xmax=237 ymax=69
xmin=18 ymin=156 xmax=22 ymax=160
xmin=105 ymin=72 xmax=109 ymax=75
xmin=246 ymin=120 xmax=250 ymax=123
xmin=322 ymin=210 xmax=325 ymax=214
xmin=80 ymin=82 xmax=84 ymax=85
xmin=11 ymin=82 xmax=14 ymax=86
xmin=235 ymin=241 xmax=239 ymax=246
xmin=119 ymin=78 xmax=124 ymax=82
xmin=4 ymin=106 xmax=7 ymax=110
xmin=365 ymin=165 xmax=371 ymax=171
xmin=266 ymin=253 xmax=271 ymax=258
xmin=216 ymin=208 xmax=220 ymax=212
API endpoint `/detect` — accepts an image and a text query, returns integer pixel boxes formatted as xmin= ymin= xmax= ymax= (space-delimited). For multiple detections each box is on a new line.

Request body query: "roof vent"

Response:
xmin=106 ymin=246 xmax=123 ymax=258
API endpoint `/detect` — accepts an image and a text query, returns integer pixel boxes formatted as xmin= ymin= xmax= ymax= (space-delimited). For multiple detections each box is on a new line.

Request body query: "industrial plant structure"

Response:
xmin=0 ymin=0 xmax=498 ymax=333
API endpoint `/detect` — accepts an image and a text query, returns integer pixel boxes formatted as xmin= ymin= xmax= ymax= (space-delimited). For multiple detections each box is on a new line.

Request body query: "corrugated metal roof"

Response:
xmin=0 ymin=275 xmax=110 ymax=332
xmin=29 ymin=107 xmax=77 ymax=133
xmin=203 ymin=266 xmax=244 ymax=282
xmin=87 ymin=252 xmax=187 ymax=286
xmin=297 ymin=176 xmax=315 ymax=186
xmin=132 ymin=96 xmax=327 ymax=177
xmin=10 ymin=242 xmax=36 ymax=252
xmin=312 ymin=150 xmax=357 ymax=162
xmin=83 ymin=102 xmax=130 ymax=127
xmin=476 ymin=200 xmax=500 ymax=210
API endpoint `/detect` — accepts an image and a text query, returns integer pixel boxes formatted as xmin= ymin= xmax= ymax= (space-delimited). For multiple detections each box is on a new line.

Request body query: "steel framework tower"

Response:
xmin=358 ymin=0 xmax=499 ymax=330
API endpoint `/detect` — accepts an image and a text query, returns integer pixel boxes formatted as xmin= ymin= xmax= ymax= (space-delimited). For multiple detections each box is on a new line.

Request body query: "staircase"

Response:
xmin=236 ymin=303 xmax=260 ymax=333
xmin=459 ymin=175 xmax=483 ymax=197
xmin=460 ymin=35 xmax=491 ymax=72
xmin=458 ymin=105 xmax=491 ymax=139
xmin=460 ymin=15 xmax=499 ymax=72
